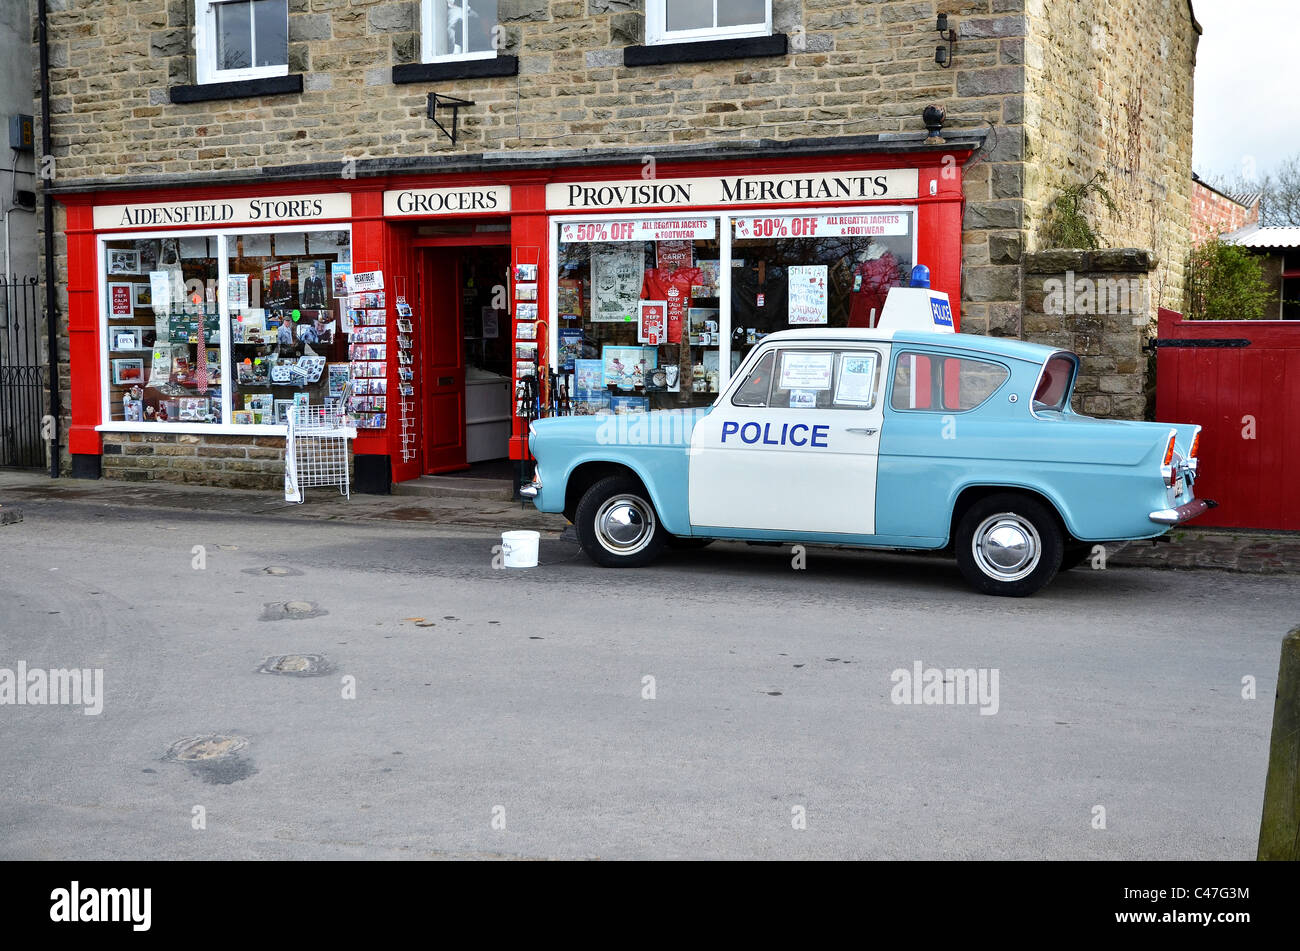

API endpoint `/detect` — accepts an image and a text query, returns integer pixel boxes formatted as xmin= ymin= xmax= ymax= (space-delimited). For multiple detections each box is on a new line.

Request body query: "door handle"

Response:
xmin=845 ymin=427 xmax=878 ymax=436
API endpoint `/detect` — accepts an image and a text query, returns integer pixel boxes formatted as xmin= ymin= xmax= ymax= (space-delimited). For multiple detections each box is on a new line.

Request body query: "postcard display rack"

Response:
xmin=513 ymin=250 xmax=541 ymax=421
xmin=345 ymin=268 xmax=391 ymax=432
xmin=393 ymin=283 xmax=417 ymax=463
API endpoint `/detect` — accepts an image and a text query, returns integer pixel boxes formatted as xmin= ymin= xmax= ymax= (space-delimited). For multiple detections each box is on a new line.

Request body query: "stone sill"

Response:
xmin=1025 ymin=249 xmax=1157 ymax=274
xmin=170 ymin=74 xmax=304 ymax=104
xmin=624 ymin=34 xmax=788 ymax=67
xmin=392 ymin=56 xmax=519 ymax=84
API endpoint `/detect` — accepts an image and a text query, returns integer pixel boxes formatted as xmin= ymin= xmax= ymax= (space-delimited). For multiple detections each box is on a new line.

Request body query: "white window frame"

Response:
xmin=96 ymin=224 xmax=353 ymax=436
xmin=547 ymin=206 xmax=918 ymax=396
xmin=195 ymin=0 xmax=290 ymax=85
xmin=645 ymin=0 xmax=772 ymax=46
xmin=421 ymin=0 xmax=499 ymax=64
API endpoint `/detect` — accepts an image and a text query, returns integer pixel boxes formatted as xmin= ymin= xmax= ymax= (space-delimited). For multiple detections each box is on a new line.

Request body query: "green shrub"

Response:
xmin=1043 ymin=172 xmax=1118 ymax=249
xmin=1185 ymin=236 xmax=1274 ymax=320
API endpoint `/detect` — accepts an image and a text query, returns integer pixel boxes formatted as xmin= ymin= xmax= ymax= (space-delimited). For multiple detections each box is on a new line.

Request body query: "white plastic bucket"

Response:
xmin=501 ymin=530 xmax=540 ymax=568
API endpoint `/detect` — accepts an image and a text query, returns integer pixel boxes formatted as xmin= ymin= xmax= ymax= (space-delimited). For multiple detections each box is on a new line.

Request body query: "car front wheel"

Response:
xmin=955 ymin=494 xmax=1063 ymax=597
xmin=574 ymin=475 xmax=666 ymax=568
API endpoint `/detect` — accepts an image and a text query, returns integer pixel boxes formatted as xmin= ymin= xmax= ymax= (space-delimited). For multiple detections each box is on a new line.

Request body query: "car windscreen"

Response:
xmin=1033 ymin=355 xmax=1076 ymax=412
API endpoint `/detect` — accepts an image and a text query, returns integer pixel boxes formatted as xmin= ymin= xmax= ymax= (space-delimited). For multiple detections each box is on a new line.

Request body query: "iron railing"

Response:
xmin=0 ymin=275 xmax=46 ymax=469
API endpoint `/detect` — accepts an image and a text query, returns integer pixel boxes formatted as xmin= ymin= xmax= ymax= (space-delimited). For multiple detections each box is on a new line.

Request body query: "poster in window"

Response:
xmin=638 ymin=300 xmax=667 ymax=345
xmin=330 ymin=263 xmax=352 ymax=298
xmin=591 ymin=247 xmax=644 ymax=323
xmin=557 ymin=277 xmax=584 ymax=316
xmin=778 ymin=352 xmax=834 ymax=390
xmin=558 ymin=328 xmax=583 ymax=370
xmin=602 ymin=346 xmax=657 ymax=390
xmin=108 ymin=283 xmax=134 ymax=317
xmin=227 ymin=274 xmax=249 ymax=312
xmin=834 ymin=353 xmax=879 ymax=407
xmin=788 ymin=265 xmax=829 ymax=325
xmin=299 ymin=261 xmax=329 ymax=309
xmin=482 ymin=307 xmax=500 ymax=339
xmin=657 ymin=240 xmax=693 ymax=272
xmin=574 ymin=359 xmax=603 ymax=398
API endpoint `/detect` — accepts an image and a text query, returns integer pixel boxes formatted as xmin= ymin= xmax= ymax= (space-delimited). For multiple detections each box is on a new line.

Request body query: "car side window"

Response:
xmin=731 ymin=350 xmax=776 ymax=407
xmin=891 ymin=352 xmax=1009 ymax=412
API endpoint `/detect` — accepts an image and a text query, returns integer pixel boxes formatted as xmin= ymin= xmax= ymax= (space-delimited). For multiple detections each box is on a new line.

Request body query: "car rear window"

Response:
xmin=891 ymin=352 xmax=1009 ymax=412
xmin=1033 ymin=355 xmax=1076 ymax=412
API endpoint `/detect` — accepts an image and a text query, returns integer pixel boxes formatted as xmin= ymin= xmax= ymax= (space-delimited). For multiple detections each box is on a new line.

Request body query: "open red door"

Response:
xmin=421 ymin=249 xmax=468 ymax=473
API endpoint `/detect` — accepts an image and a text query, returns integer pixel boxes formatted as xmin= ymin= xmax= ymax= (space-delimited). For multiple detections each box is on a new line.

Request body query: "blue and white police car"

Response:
xmin=522 ymin=277 xmax=1212 ymax=596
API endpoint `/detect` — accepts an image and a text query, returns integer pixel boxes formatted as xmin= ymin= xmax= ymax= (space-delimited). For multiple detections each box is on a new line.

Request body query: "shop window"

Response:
xmin=226 ymin=230 xmax=352 ymax=425
xmin=423 ymin=0 xmax=499 ymax=62
xmin=195 ymin=0 xmax=289 ymax=85
xmin=891 ymin=353 xmax=1009 ymax=413
xmin=101 ymin=229 xmax=352 ymax=429
xmin=728 ymin=211 xmax=915 ymax=365
xmin=555 ymin=217 xmax=723 ymax=414
xmin=646 ymin=0 xmax=771 ymax=44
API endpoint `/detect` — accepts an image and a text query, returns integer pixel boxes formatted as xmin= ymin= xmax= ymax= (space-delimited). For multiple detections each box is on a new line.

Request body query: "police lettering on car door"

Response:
xmin=720 ymin=421 xmax=830 ymax=448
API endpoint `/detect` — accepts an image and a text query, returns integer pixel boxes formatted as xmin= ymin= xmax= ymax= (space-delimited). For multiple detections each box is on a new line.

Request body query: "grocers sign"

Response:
xmin=93 ymin=193 xmax=353 ymax=230
xmin=384 ymin=185 xmax=511 ymax=217
xmin=546 ymin=169 xmax=919 ymax=211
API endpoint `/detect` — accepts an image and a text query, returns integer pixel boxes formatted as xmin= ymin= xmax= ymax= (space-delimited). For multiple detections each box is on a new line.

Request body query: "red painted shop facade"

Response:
xmin=58 ymin=146 xmax=972 ymax=492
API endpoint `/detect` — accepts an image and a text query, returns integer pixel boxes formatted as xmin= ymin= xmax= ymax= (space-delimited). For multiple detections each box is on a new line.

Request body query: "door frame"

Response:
xmin=416 ymin=239 xmax=511 ymax=475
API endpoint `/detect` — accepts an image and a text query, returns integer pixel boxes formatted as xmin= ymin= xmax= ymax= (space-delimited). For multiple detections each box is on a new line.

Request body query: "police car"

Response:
xmin=522 ymin=274 xmax=1212 ymax=596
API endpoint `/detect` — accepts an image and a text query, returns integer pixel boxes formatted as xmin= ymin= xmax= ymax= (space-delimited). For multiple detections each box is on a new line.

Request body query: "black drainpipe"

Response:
xmin=37 ymin=0 xmax=60 ymax=479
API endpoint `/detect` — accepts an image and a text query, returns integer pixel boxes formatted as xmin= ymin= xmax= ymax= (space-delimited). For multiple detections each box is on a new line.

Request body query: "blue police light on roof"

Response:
xmin=909 ymin=264 xmax=931 ymax=289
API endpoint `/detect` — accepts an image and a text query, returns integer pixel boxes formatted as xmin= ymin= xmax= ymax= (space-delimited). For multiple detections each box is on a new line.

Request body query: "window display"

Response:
xmin=101 ymin=228 xmax=352 ymax=428
xmin=554 ymin=217 xmax=721 ymax=413
xmin=729 ymin=211 xmax=915 ymax=363
xmin=103 ymin=237 xmax=220 ymax=424
xmin=227 ymin=230 xmax=351 ymax=425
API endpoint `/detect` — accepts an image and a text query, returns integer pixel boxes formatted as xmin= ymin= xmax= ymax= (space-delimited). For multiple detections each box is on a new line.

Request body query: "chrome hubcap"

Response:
xmin=594 ymin=494 xmax=655 ymax=556
xmin=972 ymin=513 xmax=1041 ymax=582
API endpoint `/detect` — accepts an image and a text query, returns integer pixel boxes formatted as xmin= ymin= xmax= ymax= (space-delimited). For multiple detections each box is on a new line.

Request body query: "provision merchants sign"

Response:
xmin=547 ymin=170 xmax=918 ymax=211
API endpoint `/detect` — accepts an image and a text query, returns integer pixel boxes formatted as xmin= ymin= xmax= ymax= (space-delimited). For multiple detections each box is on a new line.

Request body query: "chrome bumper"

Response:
xmin=519 ymin=480 xmax=540 ymax=500
xmin=1149 ymin=498 xmax=1217 ymax=526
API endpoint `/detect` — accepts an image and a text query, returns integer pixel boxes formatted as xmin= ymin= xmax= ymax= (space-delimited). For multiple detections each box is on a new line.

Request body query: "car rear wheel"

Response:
xmin=574 ymin=475 xmax=666 ymax=568
xmin=955 ymin=494 xmax=1063 ymax=597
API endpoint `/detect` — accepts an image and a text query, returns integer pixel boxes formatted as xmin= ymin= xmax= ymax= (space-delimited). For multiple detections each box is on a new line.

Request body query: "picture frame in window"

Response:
xmin=833 ymin=352 xmax=882 ymax=408
xmin=111 ymin=358 xmax=144 ymax=385
xmin=112 ymin=328 xmax=142 ymax=351
xmin=178 ymin=397 xmax=211 ymax=422
xmin=274 ymin=399 xmax=294 ymax=426
xmin=107 ymin=250 xmax=141 ymax=276
xmin=131 ymin=282 xmax=153 ymax=309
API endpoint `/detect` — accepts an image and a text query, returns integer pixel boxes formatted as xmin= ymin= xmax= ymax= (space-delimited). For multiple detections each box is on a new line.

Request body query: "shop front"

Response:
xmin=58 ymin=147 xmax=970 ymax=492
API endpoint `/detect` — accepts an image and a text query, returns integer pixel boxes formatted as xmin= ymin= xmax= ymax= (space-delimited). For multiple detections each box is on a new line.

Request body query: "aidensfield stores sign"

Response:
xmin=546 ymin=169 xmax=919 ymax=211
xmin=93 ymin=193 xmax=353 ymax=231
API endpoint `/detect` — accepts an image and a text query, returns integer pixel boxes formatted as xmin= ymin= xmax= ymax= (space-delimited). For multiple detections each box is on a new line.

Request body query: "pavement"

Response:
xmin=0 ymin=469 xmax=1296 ymax=574
xmin=0 ymin=467 xmax=1297 ymax=859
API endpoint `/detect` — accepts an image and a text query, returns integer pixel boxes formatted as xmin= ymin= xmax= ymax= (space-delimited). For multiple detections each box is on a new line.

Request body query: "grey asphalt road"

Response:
xmin=0 ymin=495 xmax=1294 ymax=860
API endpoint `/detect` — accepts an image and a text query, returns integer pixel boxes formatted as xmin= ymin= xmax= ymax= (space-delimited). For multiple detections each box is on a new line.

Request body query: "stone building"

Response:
xmin=35 ymin=0 xmax=1200 ymax=490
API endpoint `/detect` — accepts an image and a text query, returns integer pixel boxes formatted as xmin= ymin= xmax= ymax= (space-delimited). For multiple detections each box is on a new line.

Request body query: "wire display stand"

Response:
xmin=284 ymin=389 xmax=357 ymax=503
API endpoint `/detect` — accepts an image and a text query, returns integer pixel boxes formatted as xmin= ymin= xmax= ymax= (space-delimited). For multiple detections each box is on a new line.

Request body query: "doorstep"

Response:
xmin=391 ymin=474 xmax=515 ymax=502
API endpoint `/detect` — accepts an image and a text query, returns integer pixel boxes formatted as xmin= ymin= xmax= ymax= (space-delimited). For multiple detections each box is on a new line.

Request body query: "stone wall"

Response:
xmin=1023 ymin=0 xmax=1198 ymax=313
xmin=1022 ymin=249 xmax=1154 ymax=420
xmin=101 ymin=433 xmax=290 ymax=491
xmin=39 ymin=0 xmax=1018 ymax=181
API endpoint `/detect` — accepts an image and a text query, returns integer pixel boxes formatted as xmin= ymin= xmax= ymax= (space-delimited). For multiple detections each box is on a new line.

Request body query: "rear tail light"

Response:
xmin=1161 ymin=431 xmax=1178 ymax=487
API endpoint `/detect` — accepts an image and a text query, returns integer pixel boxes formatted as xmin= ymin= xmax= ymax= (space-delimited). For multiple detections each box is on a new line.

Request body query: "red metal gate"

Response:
xmin=1154 ymin=308 xmax=1300 ymax=530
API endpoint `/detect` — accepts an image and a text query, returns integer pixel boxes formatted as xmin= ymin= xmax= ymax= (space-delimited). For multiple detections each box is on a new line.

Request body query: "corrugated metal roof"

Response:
xmin=1225 ymin=225 xmax=1300 ymax=249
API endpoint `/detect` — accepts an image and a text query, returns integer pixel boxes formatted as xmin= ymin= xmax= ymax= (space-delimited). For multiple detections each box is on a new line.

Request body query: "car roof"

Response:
xmin=755 ymin=328 xmax=1066 ymax=364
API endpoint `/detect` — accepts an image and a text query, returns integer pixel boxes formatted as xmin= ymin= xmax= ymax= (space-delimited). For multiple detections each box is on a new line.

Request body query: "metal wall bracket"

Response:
xmin=427 ymin=93 xmax=475 ymax=144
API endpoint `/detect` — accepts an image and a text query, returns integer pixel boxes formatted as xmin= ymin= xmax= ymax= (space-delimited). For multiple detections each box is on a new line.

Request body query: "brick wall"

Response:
xmin=101 ymin=433 xmax=290 ymax=490
xmin=1191 ymin=180 xmax=1259 ymax=244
